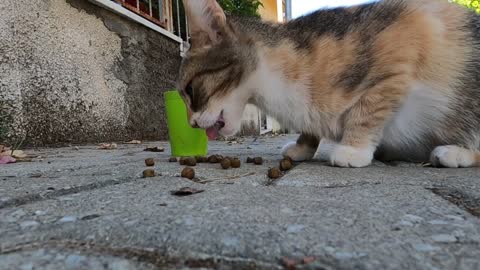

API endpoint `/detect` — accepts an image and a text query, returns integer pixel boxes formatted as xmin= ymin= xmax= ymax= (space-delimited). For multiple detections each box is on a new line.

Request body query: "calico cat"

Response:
xmin=177 ymin=0 xmax=480 ymax=168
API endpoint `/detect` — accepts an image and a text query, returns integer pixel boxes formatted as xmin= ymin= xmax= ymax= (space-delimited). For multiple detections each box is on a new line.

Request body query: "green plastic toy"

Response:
xmin=164 ymin=90 xmax=208 ymax=157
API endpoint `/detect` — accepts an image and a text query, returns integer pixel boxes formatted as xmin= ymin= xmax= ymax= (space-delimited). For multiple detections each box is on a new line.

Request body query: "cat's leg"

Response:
xmin=430 ymin=145 xmax=480 ymax=168
xmin=328 ymin=77 xmax=409 ymax=168
xmin=282 ymin=133 xmax=320 ymax=161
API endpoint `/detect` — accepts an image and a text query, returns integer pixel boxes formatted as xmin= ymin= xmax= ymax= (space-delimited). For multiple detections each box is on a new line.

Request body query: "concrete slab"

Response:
xmin=1 ymin=135 xmax=480 ymax=269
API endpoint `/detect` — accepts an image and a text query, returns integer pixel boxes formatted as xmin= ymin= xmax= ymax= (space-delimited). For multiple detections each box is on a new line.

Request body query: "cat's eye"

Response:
xmin=185 ymin=83 xmax=194 ymax=100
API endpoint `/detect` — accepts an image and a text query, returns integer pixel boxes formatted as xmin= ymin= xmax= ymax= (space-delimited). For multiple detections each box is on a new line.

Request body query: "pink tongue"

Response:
xmin=206 ymin=126 xmax=219 ymax=140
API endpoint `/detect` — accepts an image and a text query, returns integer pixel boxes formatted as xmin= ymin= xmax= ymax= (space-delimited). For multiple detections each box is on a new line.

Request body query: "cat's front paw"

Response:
xmin=282 ymin=141 xmax=316 ymax=162
xmin=329 ymin=144 xmax=374 ymax=168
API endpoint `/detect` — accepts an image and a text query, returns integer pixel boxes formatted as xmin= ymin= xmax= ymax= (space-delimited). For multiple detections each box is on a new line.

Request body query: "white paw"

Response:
xmin=329 ymin=144 xmax=374 ymax=168
xmin=430 ymin=145 xmax=476 ymax=168
xmin=318 ymin=138 xmax=336 ymax=161
xmin=281 ymin=141 xmax=316 ymax=162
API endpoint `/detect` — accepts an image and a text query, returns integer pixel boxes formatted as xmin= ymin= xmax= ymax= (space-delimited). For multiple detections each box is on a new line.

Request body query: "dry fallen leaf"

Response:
xmin=11 ymin=150 xmax=27 ymax=159
xmin=170 ymin=187 xmax=204 ymax=196
xmin=98 ymin=143 xmax=117 ymax=150
xmin=0 ymin=156 xmax=16 ymax=164
xmin=144 ymin=146 xmax=164 ymax=152
xmin=125 ymin=140 xmax=142 ymax=144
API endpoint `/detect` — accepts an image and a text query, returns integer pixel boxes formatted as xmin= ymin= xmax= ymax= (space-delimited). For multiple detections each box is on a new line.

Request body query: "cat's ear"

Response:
xmin=183 ymin=0 xmax=227 ymax=49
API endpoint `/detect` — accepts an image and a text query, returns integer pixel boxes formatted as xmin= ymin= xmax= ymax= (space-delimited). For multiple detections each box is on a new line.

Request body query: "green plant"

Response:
xmin=451 ymin=0 xmax=480 ymax=13
xmin=217 ymin=0 xmax=263 ymax=18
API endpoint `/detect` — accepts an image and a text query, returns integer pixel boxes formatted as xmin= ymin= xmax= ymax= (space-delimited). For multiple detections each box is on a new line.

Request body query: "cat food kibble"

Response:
xmin=231 ymin=158 xmax=241 ymax=168
xmin=185 ymin=157 xmax=197 ymax=166
xmin=279 ymin=159 xmax=292 ymax=171
xmin=179 ymin=157 xmax=187 ymax=165
xmin=142 ymin=169 xmax=156 ymax=178
xmin=221 ymin=158 xmax=231 ymax=169
xmin=181 ymin=167 xmax=195 ymax=179
xmin=169 ymin=157 xmax=178 ymax=163
xmin=195 ymin=156 xmax=208 ymax=163
xmin=208 ymin=155 xmax=220 ymax=163
xmin=254 ymin=157 xmax=263 ymax=165
xmin=267 ymin=168 xmax=281 ymax=179
xmin=145 ymin=158 xmax=155 ymax=167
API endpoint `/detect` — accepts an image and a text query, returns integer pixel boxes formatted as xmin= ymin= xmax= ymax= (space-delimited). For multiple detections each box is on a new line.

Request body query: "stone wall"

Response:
xmin=0 ymin=0 xmax=182 ymax=146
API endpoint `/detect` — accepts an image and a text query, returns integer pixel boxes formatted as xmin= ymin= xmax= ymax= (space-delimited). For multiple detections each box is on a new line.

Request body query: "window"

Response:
xmin=109 ymin=0 xmax=189 ymax=42
xmin=111 ymin=0 xmax=170 ymax=29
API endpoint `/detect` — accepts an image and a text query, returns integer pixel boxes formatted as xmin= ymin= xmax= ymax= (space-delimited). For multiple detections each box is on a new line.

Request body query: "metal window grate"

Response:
xmin=112 ymin=0 xmax=169 ymax=29
xmin=111 ymin=0 xmax=188 ymax=42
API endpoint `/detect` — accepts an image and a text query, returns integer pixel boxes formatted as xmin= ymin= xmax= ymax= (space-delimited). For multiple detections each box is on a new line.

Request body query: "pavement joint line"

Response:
xmin=427 ymin=187 xmax=480 ymax=218
xmin=0 ymin=240 xmax=283 ymax=269
xmin=0 ymin=177 xmax=135 ymax=210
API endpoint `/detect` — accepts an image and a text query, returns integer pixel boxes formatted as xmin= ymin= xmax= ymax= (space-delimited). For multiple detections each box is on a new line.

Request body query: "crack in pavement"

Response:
xmin=0 ymin=178 xmax=135 ymax=209
xmin=428 ymin=187 xmax=480 ymax=218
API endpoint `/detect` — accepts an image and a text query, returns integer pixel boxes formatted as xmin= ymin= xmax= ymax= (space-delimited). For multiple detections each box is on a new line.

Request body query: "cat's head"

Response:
xmin=178 ymin=0 xmax=257 ymax=139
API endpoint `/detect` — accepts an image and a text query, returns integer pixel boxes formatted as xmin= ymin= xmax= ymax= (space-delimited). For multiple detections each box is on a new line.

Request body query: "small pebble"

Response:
xmin=34 ymin=210 xmax=47 ymax=216
xmin=145 ymin=158 xmax=155 ymax=167
xmin=246 ymin=157 xmax=254 ymax=163
xmin=169 ymin=157 xmax=177 ymax=162
xmin=20 ymin=220 xmax=40 ymax=229
xmin=181 ymin=167 xmax=195 ymax=179
xmin=254 ymin=157 xmax=263 ymax=165
xmin=142 ymin=169 xmax=156 ymax=178
xmin=231 ymin=158 xmax=241 ymax=168
xmin=431 ymin=234 xmax=457 ymax=243
xmin=221 ymin=158 xmax=231 ymax=169
xmin=58 ymin=216 xmax=77 ymax=223
xmin=268 ymin=167 xmax=281 ymax=179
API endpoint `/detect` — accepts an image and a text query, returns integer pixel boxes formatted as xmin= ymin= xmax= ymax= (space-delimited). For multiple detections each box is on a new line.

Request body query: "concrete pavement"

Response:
xmin=1 ymin=135 xmax=480 ymax=269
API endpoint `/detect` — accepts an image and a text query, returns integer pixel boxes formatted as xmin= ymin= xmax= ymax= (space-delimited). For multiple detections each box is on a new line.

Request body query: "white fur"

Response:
xmin=318 ymin=138 xmax=336 ymax=161
xmin=329 ymin=144 xmax=375 ymax=168
xmin=382 ymin=83 xmax=452 ymax=155
xmin=247 ymin=54 xmax=321 ymax=133
xmin=281 ymin=141 xmax=316 ymax=161
xmin=190 ymin=85 xmax=249 ymax=137
xmin=430 ymin=145 xmax=477 ymax=168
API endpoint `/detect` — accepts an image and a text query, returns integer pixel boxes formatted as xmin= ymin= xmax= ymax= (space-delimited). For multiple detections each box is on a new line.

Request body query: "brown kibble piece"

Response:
xmin=195 ymin=156 xmax=208 ymax=163
xmin=221 ymin=158 xmax=231 ymax=169
xmin=185 ymin=157 xmax=197 ymax=166
xmin=208 ymin=155 xmax=219 ymax=163
xmin=145 ymin=158 xmax=155 ymax=167
xmin=181 ymin=167 xmax=195 ymax=179
xmin=169 ymin=157 xmax=177 ymax=162
xmin=246 ymin=157 xmax=254 ymax=163
xmin=179 ymin=157 xmax=187 ymax=165
xmin=279 ymin=159 xmax=292 ymax=171
xmin=254 ymin=157 xmax=263 ymax=165
xmin=267 ymin=167 xmax=281 ymax=179
xmin=142 ymin=169 xmax=156 ymax=178
xmin=231 ymin=158 xmax=241 ymax=168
